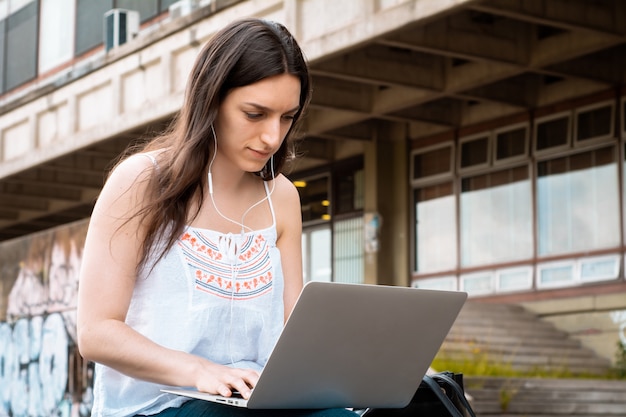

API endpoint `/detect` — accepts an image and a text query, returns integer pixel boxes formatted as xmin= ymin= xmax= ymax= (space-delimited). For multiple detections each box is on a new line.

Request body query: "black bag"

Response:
xmin=361 ymin=372 xmax=476 ymax=417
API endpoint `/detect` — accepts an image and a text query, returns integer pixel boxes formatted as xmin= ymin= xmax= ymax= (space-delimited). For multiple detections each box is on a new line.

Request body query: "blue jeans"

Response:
xmin=138 ymin=399 xmax=359 ymax=417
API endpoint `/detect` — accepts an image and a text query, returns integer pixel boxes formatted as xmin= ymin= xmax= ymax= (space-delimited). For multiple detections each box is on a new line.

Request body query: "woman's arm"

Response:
xmin=76 ymin=154 xmax=258 ymax=398
xmin=274 ymin=175 xmax=304 ymax=322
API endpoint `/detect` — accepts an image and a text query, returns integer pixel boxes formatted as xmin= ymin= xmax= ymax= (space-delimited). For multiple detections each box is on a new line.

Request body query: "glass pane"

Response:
xmin=76 ymin=0 xmax=114 ymax=56
xmin=460 ymin=166 xmax=532 ymax=267
xmin=623 ymin=100 xmax=626 ymax=135
xmin=495 ymin=126 xmax=527 ymax=160
xmin=576 ymin=105 xmax=612 ymax=142
xmin=460 ymin=136 xmax=488 ymax=168
xmin=333 ymin=217 xmax=363 ymax=284
xmin=537 ymin=146 xmax=619 ymax=256
xmin=39 ymin=0 xmax=75 ymax=73
xmin=303 ymin=227 xmax=332 ymax=283
xmin=297 ymin=176 xmax=330 ymax=223
xmin=413 ymin=146 xmax=451 ymax=179
xmin=117 ymin=0 xmax=158 ymax=22
xmin=497 ymin=268 xmax=532 ymax=291
xmin=160 ymin=0 xmax=180 ymax=12
xmin=0 ymin=19 xmax=6 ymax=93
xmin=414 ymin=182 xmax=457 ymax=272
xmin=335 ymin=168 xmax=363 ymax=214
xmin=5 ymin=1 xmax=37 ymax=91
xmin=536 ymin=116 xmax=569 ymax=151
xmin=538 ymin=263 xmax=574 ymax=287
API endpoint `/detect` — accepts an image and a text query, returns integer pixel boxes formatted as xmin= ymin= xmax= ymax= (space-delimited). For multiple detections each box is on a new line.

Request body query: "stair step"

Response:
xmin=438 ymin=303 xmax=622 ymax=415
xmin=452 ymin=317 xmax=567 ymax=336
xmin=442 ymin=339 xmax=608 ymax=358
xmin=465 ymin=377 xmax=626 ymax=416
xmin=445 ymin=332 xmax=583 ymax=348
xmin=474 ymin=401 xmax=626 ymax=415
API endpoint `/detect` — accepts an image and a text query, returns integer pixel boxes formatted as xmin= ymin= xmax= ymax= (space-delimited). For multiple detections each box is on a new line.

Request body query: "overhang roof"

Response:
xmin=0 ymin=0 xmax=624 ymax=241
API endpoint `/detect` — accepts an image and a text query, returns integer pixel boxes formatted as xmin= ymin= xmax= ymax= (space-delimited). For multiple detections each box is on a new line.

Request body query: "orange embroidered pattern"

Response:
xmin=178 ymin=230 xmax=273 ymax=300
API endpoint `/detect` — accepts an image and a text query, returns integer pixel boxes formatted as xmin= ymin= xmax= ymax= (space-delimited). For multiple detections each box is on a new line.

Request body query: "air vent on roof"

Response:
xmin=104 ymin=9 xmax=140 ymax=52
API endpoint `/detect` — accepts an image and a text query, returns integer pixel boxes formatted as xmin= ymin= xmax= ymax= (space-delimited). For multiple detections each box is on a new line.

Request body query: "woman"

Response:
xmin=77 ymin=18 xmax=358 ymax=417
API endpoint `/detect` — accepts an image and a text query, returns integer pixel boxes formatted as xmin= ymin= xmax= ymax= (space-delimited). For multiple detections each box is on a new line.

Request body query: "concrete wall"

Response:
xmin=0 ymin=220 xmax=91 ymax=416
xmin=522 ymin=295 xmax=626 ymax=365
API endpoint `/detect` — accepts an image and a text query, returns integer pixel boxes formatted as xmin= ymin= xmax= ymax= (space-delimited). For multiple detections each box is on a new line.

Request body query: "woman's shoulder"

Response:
xmin=271 ymin=174 xmax=302 ymax=232
xmin=271 ymin=174 xmax=300 ymax=205
xmin=98 ymin=152 xmax=161 ymax=203
xmin=108 ymin=152 xmax=159 ymax=183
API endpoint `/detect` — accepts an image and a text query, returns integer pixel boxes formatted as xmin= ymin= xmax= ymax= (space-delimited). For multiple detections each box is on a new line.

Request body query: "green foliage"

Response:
xmin=611 ymin=340 xmax=626 ymax=379
xmin=431 ymin=346 xmax=626 ymax=380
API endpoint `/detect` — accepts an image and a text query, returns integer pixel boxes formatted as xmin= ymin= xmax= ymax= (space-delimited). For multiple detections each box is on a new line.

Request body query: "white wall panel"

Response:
xmin=2 ymin=120 xmax=30 ymax=160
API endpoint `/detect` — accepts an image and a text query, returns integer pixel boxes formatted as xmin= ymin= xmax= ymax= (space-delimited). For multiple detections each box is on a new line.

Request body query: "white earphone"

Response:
xmin=208 ymin=125 xmax=276 ymax=234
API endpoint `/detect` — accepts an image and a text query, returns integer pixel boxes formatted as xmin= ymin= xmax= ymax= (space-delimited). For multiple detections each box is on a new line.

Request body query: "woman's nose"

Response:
xmin=260 ymin=118 xmax=282 ymax=147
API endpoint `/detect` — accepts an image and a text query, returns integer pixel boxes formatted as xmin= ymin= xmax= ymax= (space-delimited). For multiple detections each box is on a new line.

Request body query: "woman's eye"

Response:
xmin=282 ymin=114 xmax=296 ymax=122
xmin=245 ymin=112 xmax=263 ymax=120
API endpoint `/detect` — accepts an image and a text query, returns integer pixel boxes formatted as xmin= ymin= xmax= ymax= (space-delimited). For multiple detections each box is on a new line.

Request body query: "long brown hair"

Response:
xmin=120 ymin=18 xmax=311 ymax=272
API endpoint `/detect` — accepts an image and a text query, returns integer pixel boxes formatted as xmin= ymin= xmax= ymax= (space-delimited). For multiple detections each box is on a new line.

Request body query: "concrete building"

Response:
xmin=0 ymin=0 xmax=625 ymax=415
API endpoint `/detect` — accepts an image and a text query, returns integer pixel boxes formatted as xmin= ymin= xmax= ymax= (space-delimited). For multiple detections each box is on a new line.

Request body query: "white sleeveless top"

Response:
xmin=91 ymin=174 xmax=285 ymax=417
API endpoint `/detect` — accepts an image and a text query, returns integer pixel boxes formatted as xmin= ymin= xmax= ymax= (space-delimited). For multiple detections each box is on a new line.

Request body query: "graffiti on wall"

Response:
xmin=0 ymin=221 xmax=93 ymax=417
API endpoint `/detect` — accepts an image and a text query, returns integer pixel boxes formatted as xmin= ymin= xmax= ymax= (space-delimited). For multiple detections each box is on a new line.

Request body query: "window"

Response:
xmin=535 ymin=112 xmax=570 ymax=153
xmin=413 ymin=276 xmax=457 ymax=291
xmin=537 ymin=146 xmax=620 ymax=256
xmin=5 ymin=0 xmax=37 ymax=92
xmin=39 ymin=0 xmax=75 ymax=74
xmin=494 ymin=124 xmax=528 ymax=163
xmin=334 ymin=167 xmax=363 ymax=214
xmin=117 ymin=0 xmax=158 ymax=21
xmin=575 ymin=102 xmax=613 ymax=144
xmin=622 ymin=98 xmax=626 ymax=138
xmin=75 ymin=0 xmax=114 ymax=56
xmin=297 ymin=175 xmax=331 ymax=223
xmin=537 ymin=261 xmax=575 ymax=288
xmin=496 ymin=267 xmax=532 ymax=292
xmin=461 ymin=271 xmax=494 ymax=296
xmin=298 ymin=158 xmax=364 ymax=283
xmin=459 ymin=134 xmax=489 ymax=171
xmin=460 ymin=165 xmax=532 ymax=267
xmin=333 ymin=216 xmax=363 ymax=284
xmin=579 ymin=255 xmax=620 ymax=282
xmin=414 ymin=182 xmax=456 ymax=273
xmin=302 ymin=225 xmax=332 ymax=283
xmin=411 ymin=143 xmax=453 ymax=182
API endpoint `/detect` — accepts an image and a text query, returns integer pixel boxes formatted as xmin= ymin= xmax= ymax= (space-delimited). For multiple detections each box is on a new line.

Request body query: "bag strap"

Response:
xmin=431 ymin=373 xmax=477 ymax=417
xmin=421 ymin=375 xmax=464 ymax=417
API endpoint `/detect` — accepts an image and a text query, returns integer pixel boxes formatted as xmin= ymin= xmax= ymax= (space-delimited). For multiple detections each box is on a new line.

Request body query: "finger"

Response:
xmin=231 ymin=380 xmax=253 ymax=399
xmin=216 ymin=383 xmax=232 ymax=397
xmin=232 ymin=369 xmax=259 ymax=399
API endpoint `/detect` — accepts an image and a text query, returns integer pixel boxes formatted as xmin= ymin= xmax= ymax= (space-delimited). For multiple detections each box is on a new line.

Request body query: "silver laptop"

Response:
xmin=162 ymin=281 xmax=467 ymax=409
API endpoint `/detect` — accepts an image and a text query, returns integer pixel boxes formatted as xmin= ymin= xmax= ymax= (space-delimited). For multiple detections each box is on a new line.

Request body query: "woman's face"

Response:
xmin=213 ymin=73 xmax=301 ymax=174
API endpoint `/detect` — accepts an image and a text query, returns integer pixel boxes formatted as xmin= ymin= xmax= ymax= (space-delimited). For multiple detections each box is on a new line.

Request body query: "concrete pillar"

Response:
xmin=363 ymin=122 xmax=409 ymax=286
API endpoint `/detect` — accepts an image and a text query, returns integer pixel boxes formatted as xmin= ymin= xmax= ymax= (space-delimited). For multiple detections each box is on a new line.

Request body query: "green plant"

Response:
xmin=499 ymin=386 xmax=518 ymax=412
xmin=612 ymin=340 xmax=626 ymax=379
xmin=432 ymin=349 xmax=624 ymax=380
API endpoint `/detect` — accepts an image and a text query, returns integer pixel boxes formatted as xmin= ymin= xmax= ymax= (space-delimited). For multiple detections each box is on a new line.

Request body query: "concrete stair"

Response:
xmin=435 ymin=302 xmax=626 ymax=416
xmin=465 ymin=377 xmax=626 ymax=416
xmin=439 ymin=302 xmax=612 ymax=376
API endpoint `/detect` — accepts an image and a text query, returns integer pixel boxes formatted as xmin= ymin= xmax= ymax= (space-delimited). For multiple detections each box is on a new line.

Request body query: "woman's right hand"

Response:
xmin=194 ymin=360 xmax=260 ymax=399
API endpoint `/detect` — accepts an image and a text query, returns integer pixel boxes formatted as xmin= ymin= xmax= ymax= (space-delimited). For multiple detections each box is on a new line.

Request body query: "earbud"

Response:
xmin=207 ymin=124 xmax=276 ymax=233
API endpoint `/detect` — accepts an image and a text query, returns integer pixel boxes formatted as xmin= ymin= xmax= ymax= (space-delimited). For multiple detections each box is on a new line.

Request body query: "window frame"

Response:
xmin=458 ymin=131 xmax=491 ymax=174
xmin=573 ymin=100 xmax=615 ymax=147
xmin=410 ymin=142 xmax=455 ymax=187
xmin=533 ymin=111 xmax=572 ymax=156
xmin=493 ymin=122 xmax=529 ymax=166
